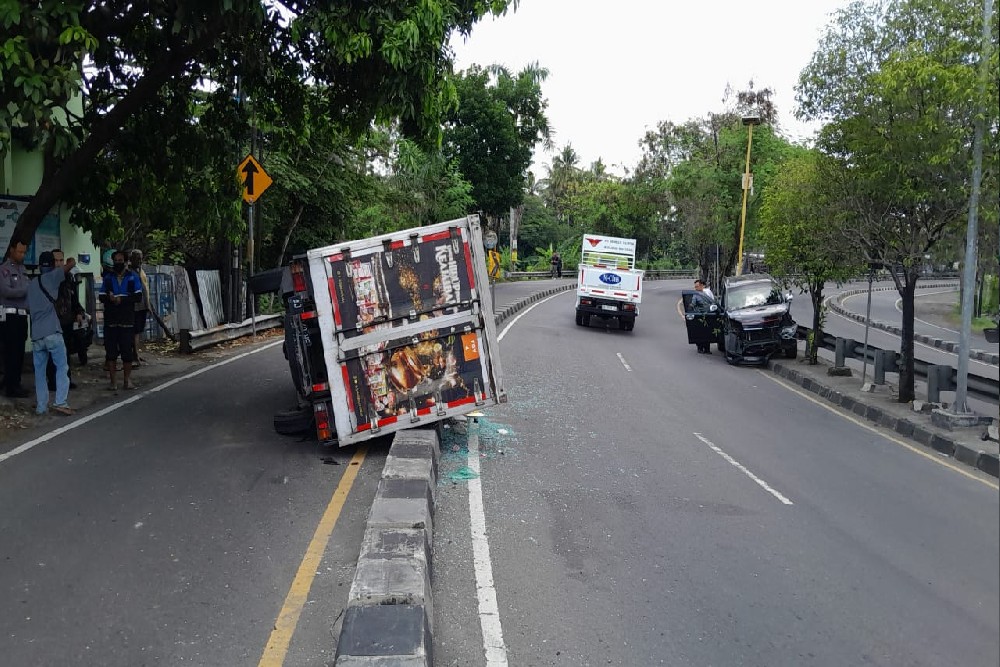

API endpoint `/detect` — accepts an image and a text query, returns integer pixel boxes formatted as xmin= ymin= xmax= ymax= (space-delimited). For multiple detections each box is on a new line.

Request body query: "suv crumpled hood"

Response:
xmin=727 ymin=303 xmax=789 ymax=325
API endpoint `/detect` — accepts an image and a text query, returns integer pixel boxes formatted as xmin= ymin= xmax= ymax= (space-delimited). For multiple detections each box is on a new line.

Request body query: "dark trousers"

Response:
xmin=1 ymin=314 xmax=28 ymax=393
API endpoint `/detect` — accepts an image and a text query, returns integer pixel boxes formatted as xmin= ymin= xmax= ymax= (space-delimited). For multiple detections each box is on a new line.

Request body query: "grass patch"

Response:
xmin=948 ymin=305 xmax=999 ymax=333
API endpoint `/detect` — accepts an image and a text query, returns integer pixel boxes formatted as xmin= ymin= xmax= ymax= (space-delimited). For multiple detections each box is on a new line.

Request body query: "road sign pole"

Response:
xmin=248 ymin=203 xmax=256 ymax=336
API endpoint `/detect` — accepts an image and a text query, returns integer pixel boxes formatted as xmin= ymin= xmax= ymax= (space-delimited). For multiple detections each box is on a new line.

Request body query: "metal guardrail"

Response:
xmin=180 ymin=314 xmax=283 ymax=353
xmin=799 ymin=325 xmax=999 ymax=403
xmin=504 ymin=269 xmax=697 ymax=280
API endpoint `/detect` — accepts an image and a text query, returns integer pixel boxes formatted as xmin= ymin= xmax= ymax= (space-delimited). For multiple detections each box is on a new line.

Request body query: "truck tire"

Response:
xmin=274 ymin=408 xmax=313 ymax=436
xmin=575 ymin=311 xmax=584 ymax=326
xmin=621 ymin=318 xmax=634 ymax=332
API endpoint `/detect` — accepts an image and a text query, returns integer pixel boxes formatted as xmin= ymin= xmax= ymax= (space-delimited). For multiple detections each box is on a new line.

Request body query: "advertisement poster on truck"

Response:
xmin=326 ymin=229 xmax=474 ymax=338
xmin=306 ymin=215 xmax=505 ymax=444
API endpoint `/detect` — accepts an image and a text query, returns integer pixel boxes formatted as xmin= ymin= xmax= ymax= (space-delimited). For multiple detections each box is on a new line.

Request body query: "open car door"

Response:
xmin=681 ymin=290 xmax=722 ymax=347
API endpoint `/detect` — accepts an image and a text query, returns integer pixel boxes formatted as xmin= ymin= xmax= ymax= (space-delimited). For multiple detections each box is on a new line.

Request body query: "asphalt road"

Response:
xmin=433 ymin=280 xmax=999 ymax=666
xmin=0 ymin=341 xmax=391 ymax=666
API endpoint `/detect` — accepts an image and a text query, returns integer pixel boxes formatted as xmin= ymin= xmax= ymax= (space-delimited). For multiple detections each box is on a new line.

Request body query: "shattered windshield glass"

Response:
xmin=727 ymin=283 xmax=784 ymax=310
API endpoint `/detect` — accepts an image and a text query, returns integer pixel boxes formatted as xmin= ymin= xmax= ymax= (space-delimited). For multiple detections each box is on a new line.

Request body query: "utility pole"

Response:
xmin=735 ymin=115 xmax=759 ymax=276
xmin=952 ymin=0 xmax=994 ymax=415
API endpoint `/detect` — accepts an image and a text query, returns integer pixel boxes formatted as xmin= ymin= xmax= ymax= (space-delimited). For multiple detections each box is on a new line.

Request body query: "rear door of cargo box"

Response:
xmin=306 ymin=215 xmax=505 ymax=445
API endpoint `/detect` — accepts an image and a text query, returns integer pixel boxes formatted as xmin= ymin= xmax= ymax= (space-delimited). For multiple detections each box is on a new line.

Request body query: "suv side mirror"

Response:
xmin=786 ymin=293 xmax=794 ymax=302
xmin=709 ymin=304 xmax=718 ymax=313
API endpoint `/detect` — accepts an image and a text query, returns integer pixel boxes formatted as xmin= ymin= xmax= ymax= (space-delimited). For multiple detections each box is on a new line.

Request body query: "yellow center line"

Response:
xmin=258 ymin=446 xmax=369 ymax=666
xmin=760 ymin=371 xmax=998 ymax=490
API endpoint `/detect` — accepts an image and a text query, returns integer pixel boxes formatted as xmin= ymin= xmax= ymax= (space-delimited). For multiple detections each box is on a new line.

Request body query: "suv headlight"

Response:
xmin=780 ymin=324 xmax=797 ymax=339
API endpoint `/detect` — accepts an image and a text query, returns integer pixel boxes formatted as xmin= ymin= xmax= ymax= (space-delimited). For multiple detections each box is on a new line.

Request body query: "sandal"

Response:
xmin=107 ymin=384 xmax=118 ymax=391
xmin=53 ymin=405 xmax=75 ymax=416
xmin=123 ymin=382 xmax=138 ymax=390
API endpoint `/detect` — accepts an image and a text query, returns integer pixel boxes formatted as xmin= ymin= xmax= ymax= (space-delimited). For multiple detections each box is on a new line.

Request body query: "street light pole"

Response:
xmin=952 ymin=0 xmax=994 ymax=415
xmin=735 ymin=115 xmax=759 ymax=276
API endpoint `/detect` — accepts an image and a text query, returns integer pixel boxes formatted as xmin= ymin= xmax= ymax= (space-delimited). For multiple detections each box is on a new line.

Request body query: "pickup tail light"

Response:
xmin=580 ymin=298 xmax=592 ymax=306
xmin=314 ymin=402 xmax=333 ymax=442
xmin=623 ymin=303 xmax=636 ymax=312
xmin=291 ymin=261 xmax=307 ymax=293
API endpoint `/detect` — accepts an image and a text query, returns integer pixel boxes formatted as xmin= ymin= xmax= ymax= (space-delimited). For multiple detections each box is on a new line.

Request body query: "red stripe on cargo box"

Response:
xmin=341 ymin=367 xmax=354 ymax=413
xmin=591 ymin=289 xmax=605 ymax=294
xmin=463 ymin=242 xmax=476 ymax=289
xmin=356 ymin=415 xmax=398 ymax=433
xmin=328 ymin=278 xmax=342 ymax=327
xmin=447 ymin=395 xmax=477 ymax=409
xmin=300 ymin=311 xmax=317 ymax=321
xmin=422 ymin=230 xmax=451 ymax=242
xmin=327 ymin=253 xmax=343 ymax=263
xmin=389 ymin=240 xmax=405 ymax=250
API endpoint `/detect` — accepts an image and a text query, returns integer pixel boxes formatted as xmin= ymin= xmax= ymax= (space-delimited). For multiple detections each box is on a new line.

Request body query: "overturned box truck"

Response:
xmin=253 ymin=215 xmax=506 ymax=446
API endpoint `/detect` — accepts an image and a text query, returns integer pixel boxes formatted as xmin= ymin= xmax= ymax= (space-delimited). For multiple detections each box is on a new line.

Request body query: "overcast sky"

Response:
xmin=449 ymin=0 xmax=851 ymax=177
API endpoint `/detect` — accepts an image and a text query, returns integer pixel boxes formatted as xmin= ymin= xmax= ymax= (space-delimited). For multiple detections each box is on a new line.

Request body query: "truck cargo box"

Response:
xmin=305 ymin=215 xmax=506 ymax=445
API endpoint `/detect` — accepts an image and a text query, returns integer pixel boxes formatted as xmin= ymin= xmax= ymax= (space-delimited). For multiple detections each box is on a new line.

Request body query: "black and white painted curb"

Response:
xmin=334 ymin=428 xmax=439 ymax=666
xmin=333 ymin=285 xmax=576 ymax=665
xmin=771 ymin=361 xmax=999 ymax=479
xmin=493 ymin=283 xmax=577 ymax=327
xmin=828 ymin=283 xmax=999 ymax=366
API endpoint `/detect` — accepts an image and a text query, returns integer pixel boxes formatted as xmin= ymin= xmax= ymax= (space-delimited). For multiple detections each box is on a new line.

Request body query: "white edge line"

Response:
xmin=497 ymin=291 xmax=569 ymax=342
xmin=759 ymin=370 xmax=999 ymax=490
xmin=0 ymin=340 xmax=283 ymax=465
xmin=693 ymin=432 xmax=794 ymax=505
xmin=616 ymin=352 xmax=633 ymax=372
xmin=467 ymin=423 xmax=509 ymax=666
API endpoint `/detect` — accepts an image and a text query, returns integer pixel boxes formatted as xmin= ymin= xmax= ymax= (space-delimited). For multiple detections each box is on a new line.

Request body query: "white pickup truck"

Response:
xmin=574 ymin=234 xmax=643 ymax=331
xmin=255 ymin=215 xmax=507 ymax=446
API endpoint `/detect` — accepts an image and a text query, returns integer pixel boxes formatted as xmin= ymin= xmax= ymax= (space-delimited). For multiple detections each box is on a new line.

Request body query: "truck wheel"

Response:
xmin=583 ymin=314 xmax=591 ymax=327
xmin=622 ymin=319 xmax=634 ymax=332
xmin=274 ymin=408 xmax=313 ymax=436
xmin=575 ymin=311 xmax=584 ymax=326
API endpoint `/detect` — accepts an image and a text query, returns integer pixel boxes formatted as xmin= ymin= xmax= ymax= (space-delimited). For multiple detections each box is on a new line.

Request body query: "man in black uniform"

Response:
xmin=0 ymin=240 xmax=31 ymax=397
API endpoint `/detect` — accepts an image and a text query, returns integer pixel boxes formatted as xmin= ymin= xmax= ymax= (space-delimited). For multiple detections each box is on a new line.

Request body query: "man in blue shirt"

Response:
xmin=100 ymin=249 xmax=142 ymax=390
xmin=27 ymin=251 xmax=77 ymax=415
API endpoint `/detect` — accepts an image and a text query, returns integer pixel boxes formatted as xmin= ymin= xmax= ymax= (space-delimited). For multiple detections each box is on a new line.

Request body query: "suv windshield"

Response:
xmin=726 ymin=283 xmax=784 ymax=310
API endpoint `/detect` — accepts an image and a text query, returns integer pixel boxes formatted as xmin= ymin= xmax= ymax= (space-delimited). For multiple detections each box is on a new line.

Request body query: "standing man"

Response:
xmin=100 ymin=249 xmax=142 ymax=390
xmin=129 ymin=249 xmax=150 ymax=366
xmin=44 ymin=249 xmax=86 ymax=390
xmin=695 ymin=278 xmax=714 ymax=301
xmin=0 ymin=240 xmax=31 ymax=398
xmin=692 ymin=279 xmax=716 ymax=354
xmin=28 ymin=251 xmax=77 ymax=415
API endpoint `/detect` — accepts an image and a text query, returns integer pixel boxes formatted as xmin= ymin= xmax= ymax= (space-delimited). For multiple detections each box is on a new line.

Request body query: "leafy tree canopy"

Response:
xmin=442 ymin=63 xmax=551 ymax=222
xmin=0 ymin=0 xmax=516 ymax=242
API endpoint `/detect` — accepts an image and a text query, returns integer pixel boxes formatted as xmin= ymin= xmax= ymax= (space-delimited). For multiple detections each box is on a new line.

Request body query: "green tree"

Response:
xmin=759 ymin=148 xmax=862 ymax=363
xmin=443 ymin=63 xmax=552 ymax=225
xmin=348 ymin=136 xmax=474 ymax=239
xmin=1 ymin=0 xmax=515 ymax=243
xmin=797 ymin=0 xmax=999 ymax=401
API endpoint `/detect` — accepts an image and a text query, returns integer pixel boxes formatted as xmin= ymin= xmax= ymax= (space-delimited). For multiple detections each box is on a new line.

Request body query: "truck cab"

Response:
xmin=574 ymin=234 xmax=643 ymax=331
